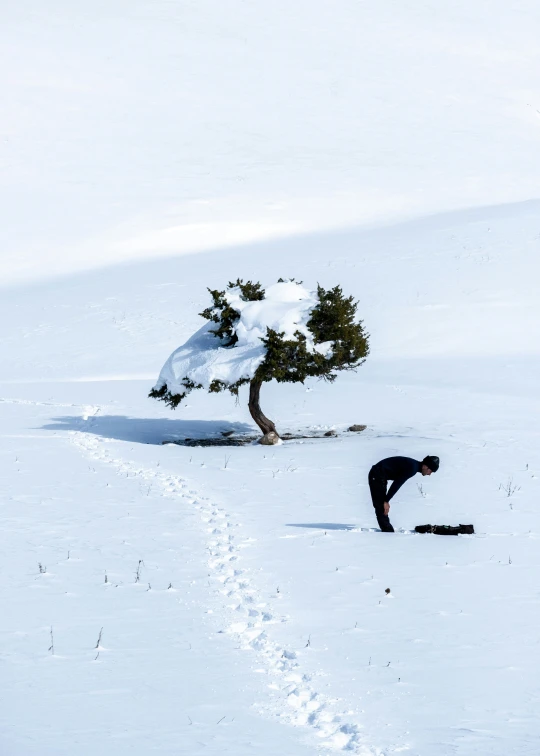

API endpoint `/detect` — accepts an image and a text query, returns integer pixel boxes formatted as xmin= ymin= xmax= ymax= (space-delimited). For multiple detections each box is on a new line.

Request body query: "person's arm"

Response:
xmin=386 ymin=477 xmax=407 ymax=501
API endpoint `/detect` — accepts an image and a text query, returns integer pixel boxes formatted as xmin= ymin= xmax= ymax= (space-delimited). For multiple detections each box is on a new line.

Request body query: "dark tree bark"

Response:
xmin=248 ymin=379 xmax=277 ymax=436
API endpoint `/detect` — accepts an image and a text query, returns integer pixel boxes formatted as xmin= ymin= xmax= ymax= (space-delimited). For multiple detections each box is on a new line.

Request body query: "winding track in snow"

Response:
xmin=66 ymin=404 xmax=383 ymax=756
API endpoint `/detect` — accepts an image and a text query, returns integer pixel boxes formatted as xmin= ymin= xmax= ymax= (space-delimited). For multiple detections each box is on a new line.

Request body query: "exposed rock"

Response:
xmin=348 ymin=424 xmax=367 ymax=432
xmin=221 ymin=430 xmax=234 ymax=437
xmin=324 ymin=430 xmax=337 ymax=437
xmin=259 ymin=431 xmax=281 ymax=445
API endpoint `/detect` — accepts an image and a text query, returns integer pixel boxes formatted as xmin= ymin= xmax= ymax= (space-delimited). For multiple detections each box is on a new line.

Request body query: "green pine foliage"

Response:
xmin=255 ymin=284 xmax=369 ymax=384
xmin=306 ymin=284 xmax=369 ymax=373
xmin=199 ymin=279 xmax=265 ymax=346
xmin=149 ymin=377 xmax=203 ymax=408
xmin=208 ymin=377 xmax=250 ymax=396
xmin=256 ymin=329 xmax=326 ymax=383
xmin=150 ymin=279 xmax=369 ymax=410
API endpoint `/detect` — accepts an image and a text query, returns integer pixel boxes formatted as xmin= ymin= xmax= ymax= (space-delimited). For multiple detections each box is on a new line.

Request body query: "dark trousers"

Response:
xmin=368 ymin=470 xmax=395 ymax=532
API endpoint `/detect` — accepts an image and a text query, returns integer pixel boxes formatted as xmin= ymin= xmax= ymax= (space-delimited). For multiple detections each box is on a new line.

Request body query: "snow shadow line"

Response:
xmin=287 ymin=523 xmax=358 ymax=531
xmin=40 ymin=414 xmax=253 ymax=445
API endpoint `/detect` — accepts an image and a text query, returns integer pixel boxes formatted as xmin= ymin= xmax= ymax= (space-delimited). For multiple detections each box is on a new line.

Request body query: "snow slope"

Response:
xmin=3 ymin=0 xmax=540 ymax=285
xmin=2 ymin=201 xmax=540 ymax=755
xmin=3 ymin=1 xmax=540 ymax=754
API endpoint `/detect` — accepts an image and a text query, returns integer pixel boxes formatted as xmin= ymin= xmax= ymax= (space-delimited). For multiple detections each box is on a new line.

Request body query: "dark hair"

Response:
xmin=423 ymin=455 xmax=439 ymax=472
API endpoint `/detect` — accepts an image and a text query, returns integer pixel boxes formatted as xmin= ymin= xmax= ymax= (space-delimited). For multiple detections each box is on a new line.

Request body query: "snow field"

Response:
xmin=75 ymin=406 xmax=384 ymax=754
xmin=1 ymin=397 xmax=323 ymax=755
xmin=3 ymin=0 xmax=540 ymax=747
xmin=3 ymin=2 xmax=540 ymax=286
xmin=153 ymin=372 xmax=540 ymax=755
xmin=1 ymin=200 xmax=540 ymax=753
xmin=3 ymin=326 xmax=540 ymax=755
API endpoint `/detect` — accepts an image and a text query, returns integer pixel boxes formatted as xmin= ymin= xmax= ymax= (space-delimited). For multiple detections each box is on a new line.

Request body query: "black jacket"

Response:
xmin=370 ymin=456 xmax=422 ymax=501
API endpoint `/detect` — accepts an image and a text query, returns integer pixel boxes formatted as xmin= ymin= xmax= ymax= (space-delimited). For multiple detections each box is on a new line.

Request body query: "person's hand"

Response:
xmin=383 ymin=501 xmax=390 ymax=516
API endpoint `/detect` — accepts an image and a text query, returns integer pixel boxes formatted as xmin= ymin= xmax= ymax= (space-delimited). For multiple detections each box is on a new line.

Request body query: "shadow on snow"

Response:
xmin=40 ymin=415 xmax=254 ymax=445
xmin=287 ymin=523 xmax=358 ymax=531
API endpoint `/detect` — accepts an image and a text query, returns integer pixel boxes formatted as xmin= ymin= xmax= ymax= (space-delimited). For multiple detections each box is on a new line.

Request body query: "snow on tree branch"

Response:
xmin=150 ymin=279 xmax=369 ymax=434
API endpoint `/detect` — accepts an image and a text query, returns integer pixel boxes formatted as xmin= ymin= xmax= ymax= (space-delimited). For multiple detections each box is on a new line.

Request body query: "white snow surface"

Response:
xmin=155 ymin=281 xmax=332 ymax=395
xmin=3 ymin=201 xmax=540 ymax=756
xmin=3 ymin=0 xmax=540 ymax=286
xmin=3 ymin=3 xmax=540 ymax=756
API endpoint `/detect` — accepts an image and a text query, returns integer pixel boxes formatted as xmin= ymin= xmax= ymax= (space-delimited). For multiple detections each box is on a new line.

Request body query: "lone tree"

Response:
xmin=149 ymin=279 xmax=369 ymax=437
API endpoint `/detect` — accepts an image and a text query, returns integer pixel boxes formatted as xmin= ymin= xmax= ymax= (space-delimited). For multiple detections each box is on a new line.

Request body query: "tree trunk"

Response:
xmin=248 ymin=379 xmax=277 ymax=436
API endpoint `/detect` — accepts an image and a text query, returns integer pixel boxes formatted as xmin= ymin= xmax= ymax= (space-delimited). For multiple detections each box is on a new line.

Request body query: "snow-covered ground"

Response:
xmin=3 ymin=1 xmax=540 ymax=286
xmin=3 ymin=202 xmax=540 ymax=755
xmin=2 ymin=2 xmax=540 ymax=755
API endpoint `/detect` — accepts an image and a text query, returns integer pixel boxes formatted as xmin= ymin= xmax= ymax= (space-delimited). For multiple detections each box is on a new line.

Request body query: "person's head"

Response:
xmin=421 ymin=455 xmax=439 ymax=476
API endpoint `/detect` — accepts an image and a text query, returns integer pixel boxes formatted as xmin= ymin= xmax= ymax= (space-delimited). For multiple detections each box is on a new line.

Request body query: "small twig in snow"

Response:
xmin=95 ymin=627 xmax=104 ymax=649
xmin=499 ymin=478 xmax=520 ymax=498
xmin=49 ymin=627 xmax=54 ymax=655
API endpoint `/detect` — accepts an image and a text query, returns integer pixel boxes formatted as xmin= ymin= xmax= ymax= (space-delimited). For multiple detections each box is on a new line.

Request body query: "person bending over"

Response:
xmin=368 ymin=455 xmax=439 ymax=532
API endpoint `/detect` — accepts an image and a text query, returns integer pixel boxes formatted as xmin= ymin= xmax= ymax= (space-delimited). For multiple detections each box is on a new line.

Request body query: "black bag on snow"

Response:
xmin=415 ymin=524 xmax=474 ymax=536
